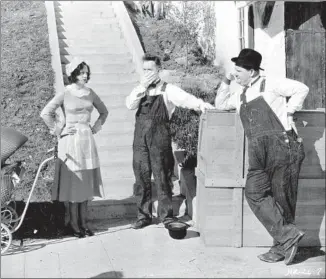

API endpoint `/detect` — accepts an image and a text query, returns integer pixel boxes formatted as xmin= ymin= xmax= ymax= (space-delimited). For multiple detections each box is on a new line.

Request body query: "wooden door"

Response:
xmin=285 ymin=1 xmax=326 ymax=109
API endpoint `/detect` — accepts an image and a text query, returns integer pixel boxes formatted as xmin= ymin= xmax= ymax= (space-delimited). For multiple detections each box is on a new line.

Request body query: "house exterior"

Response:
xmin=203 ymin=1 xmax=325 ymax=247
xmin=214 ymin=0 xmax=325 ymax=109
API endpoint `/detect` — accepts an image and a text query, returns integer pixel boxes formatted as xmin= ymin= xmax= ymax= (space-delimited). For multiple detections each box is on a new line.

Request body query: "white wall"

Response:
xmin=214 ymin=1 xmax=286 ymax=78
xmin=214 ymin=1 xmax=239 ymax=73
xmin=253 ymin=2 xmax=286 ymax=78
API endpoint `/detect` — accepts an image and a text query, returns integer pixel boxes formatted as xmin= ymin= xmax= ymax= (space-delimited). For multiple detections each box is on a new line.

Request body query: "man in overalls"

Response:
xmin=126 ymin=54 xmax=214 ymax=230
xmin=215 ymin=49 xmax=309 ymax=265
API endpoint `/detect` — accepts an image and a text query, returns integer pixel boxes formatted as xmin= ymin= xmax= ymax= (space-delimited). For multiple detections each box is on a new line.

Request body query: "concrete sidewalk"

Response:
xmin=1 ymin=219 xmax=325 ymax=278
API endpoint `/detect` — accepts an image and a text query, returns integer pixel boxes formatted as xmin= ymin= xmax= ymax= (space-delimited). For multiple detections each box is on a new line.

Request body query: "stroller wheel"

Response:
xmin=1 ymin=205 xmax=19 ymax=232
xmin=1 ymin=223 xmax=12 ymax=254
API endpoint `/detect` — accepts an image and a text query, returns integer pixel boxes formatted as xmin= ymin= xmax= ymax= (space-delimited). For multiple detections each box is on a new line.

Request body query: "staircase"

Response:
xmin=53 ymin=1 xmax=139 ymax=218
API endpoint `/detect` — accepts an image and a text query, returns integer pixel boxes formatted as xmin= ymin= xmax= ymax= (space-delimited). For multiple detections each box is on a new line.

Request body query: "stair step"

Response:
xmin=89 ymin=196 xmax=137 ymax=219
xmin=58 ymin=38 xmax=127 ymax=49
xmin=86 ymin=83 xmax=136 ymax=96
xmin=60 ymin=47 xmax=131 ymax=56
xmin=56 ymin=14 xmax=116 ymax=22
xmin=101 ymin=122 xmax=135 ymax=134
xmin=93 ymin=92 xmax=129 ymax=107
xmin=97 ymin=145 xmax=133 ymax=164
xmin=88 ymin=81 xmax=136 ymax=91
xmin=61 ymin=63 xmax=135 ymax=75
xmin=95 ymin=130 xmax=134 ymax=148
xmin=56 ymin=24 xmax=121 ymax=35
xmin=84 ymin=72 xmax=140 ymax=84
xmin=101 ymin=162 xmax=134 ymax=180
xmin=88 ymin=194 xmax=185 ymax=220
xmin=60 ymin=54 xmax=132 ymax=65
xmin=62 ymin=70 xmax=138 ymax=83
xmin=56 ymin=17 xmax=118 ymax=27
xmin=57 ymin=29 xmax=123 ymax=40
xmin=55 ymin=8 xmax=115 ymax=18
xmin=102 ymin=178 xmax=135 ymax=198
xmin=56 ymin=1 xmax=112 ymax=7
xmin=55 ymin=2 xmax=114 ymax=11
xmin=57 ymin=21 xmax=120 ymax=31
xmin=103 ymin=107 xmax=136 ymax=123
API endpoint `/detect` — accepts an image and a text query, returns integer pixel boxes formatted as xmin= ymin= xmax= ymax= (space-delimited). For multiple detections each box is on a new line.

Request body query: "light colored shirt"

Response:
xmin=40 ymin=85 xmax=108 ymax=135
xmin=126 ymin=81 xmax=206 ymax=119
xmin=214 ymin=76 xmax=309 ymax=130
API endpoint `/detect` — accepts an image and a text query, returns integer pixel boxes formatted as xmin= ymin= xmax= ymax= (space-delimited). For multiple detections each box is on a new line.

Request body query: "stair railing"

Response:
xmin=112 ymin=1 xmax=145 ymax=78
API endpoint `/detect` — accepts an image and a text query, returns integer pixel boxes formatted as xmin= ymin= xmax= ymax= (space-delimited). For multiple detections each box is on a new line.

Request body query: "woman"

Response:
xmin=41 ymin=57 xmax=108 ymax=238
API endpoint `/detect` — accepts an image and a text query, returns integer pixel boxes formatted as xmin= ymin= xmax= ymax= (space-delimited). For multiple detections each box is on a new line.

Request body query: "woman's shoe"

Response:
xmin=81 ymin=227 xmax=95 ymax=236
xmin=72 ymin=230 xmax=86 ymax=238
xmin=65 ymin=225 xmax=86 ymax=238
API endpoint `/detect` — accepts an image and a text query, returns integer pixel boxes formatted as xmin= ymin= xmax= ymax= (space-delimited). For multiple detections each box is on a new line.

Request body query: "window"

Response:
xmin=248 ymin=4 xmax=255 ymax=48
xmin=238 ymin=7 xmax=245 ymax=50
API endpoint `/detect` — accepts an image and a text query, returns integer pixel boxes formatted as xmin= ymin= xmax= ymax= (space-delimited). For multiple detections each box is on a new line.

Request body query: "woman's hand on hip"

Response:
xmin=66 ymin=126 xmax=77 ymax=135
xmin=91 ymin=120 xmax=102 ymax=134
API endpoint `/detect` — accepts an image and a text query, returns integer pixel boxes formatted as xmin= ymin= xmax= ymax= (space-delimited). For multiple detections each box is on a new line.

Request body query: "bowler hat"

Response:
xmin=231 ymin=48 xmax=264 ymax=70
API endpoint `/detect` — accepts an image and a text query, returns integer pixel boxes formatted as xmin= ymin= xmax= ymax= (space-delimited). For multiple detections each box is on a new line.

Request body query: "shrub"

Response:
xmin=134 ymin=9 xmax=223 ymax=169
xmin=170 ymin=84 xmax=217 ymax=168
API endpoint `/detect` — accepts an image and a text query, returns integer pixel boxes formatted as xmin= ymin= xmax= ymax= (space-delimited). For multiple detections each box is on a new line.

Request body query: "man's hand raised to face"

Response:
xmin=140 ymin=72 xmax=158 ymax=89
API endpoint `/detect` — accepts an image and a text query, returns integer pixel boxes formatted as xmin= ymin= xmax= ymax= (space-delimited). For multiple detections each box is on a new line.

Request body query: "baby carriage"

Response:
xmin=1 ymin=127 xmax=57 ymax=254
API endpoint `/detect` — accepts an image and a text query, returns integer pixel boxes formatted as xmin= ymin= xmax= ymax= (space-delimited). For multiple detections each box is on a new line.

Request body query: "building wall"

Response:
xmin=214 ymin=1 xmax=239 ymax=72
xmin=253 ymin=2 xmax=286 ymax=78
xmin=214 ymin=1 xmax=287 ymax=78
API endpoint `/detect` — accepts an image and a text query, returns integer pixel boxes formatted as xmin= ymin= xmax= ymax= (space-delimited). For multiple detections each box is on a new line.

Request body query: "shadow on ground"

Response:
xmin=92 ymin=271 xmax=124 ymax=278
xmin=293 ymin=247 xmax=326 ymax=264
xmin=3 ymin=242 xmax=46 ymax=257
xmin=184 ymin=229 xmax=200 ymax=240
xmin=89 ymin=218 xmax=136 ymax=235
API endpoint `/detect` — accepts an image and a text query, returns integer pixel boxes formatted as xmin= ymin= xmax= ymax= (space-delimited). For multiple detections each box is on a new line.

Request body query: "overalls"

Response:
xmin=132 ymin=82 xmax=174 ymax=222
xmin=240 ymin=79 xmax=305 ymax=254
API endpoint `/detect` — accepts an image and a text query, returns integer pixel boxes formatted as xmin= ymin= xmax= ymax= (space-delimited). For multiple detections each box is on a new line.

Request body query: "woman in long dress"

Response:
xmin=41 ymin=57 xmax=108 ymax=238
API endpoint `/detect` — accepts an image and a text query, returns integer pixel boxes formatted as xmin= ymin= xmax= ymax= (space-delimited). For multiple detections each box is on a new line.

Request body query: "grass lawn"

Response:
xmin=1 ymin=1 xmax=56 ymax=202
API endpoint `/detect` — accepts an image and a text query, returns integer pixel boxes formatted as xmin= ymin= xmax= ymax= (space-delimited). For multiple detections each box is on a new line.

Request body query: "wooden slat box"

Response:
xmin=196 ymin=110 xmax=245 ymax=247
xmin=196 ymin=109 xmax=325 ymax=247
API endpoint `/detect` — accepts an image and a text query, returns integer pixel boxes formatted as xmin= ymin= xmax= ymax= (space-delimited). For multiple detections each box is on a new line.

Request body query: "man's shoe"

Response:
xmin=131 ymin=219 xmax=151 ymax=230
xmin=258 ymin=251 xmax=285 ymax=263
xmin=284 ymin=232 xmax=305 ymax=265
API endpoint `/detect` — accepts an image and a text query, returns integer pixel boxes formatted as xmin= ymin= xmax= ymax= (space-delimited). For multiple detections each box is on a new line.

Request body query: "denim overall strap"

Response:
xmin=239 ymin=79 xmax=286 ymax=139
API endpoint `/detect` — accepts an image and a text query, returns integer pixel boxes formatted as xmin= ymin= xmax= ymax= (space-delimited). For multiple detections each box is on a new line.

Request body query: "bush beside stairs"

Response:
xmin=52 ymin=1 xmax=185 ymax=220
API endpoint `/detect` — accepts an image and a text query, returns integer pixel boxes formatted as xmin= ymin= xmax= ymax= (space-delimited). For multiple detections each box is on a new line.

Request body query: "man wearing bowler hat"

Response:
xmin=215 ymin=48 xmax=309 ymax=265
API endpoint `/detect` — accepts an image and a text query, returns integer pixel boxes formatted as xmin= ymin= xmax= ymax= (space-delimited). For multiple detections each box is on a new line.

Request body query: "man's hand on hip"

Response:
xmin=287 ymin=115 xmax=299 ymax=135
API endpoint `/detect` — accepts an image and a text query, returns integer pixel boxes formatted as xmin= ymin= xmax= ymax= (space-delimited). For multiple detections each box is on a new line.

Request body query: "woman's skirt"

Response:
xmin=51 ymin=133 xmax=104 ymax=202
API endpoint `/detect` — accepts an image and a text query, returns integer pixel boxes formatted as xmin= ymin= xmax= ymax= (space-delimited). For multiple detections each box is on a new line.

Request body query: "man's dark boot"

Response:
xmin=132 ymin=219 xmax=152 ymax=229
xmin=284 ymin=231 xmax=305 ymax=265
xmin=258 ymin=251 xmax=285 ymax=263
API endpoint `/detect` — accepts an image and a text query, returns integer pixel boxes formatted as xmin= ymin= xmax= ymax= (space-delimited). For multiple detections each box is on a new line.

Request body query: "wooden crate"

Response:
xmin=197 ymin=109 xmax=325 ymax=247
xmin=196 ymin=110 xmax=245 ymax=247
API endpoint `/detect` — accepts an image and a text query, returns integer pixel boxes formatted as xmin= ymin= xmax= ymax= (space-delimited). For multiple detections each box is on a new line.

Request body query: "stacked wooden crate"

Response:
xmin=196 ymin=110 xmax=245 ymax=247
xmin=196 ymin=109 xmax=325 ymax=247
